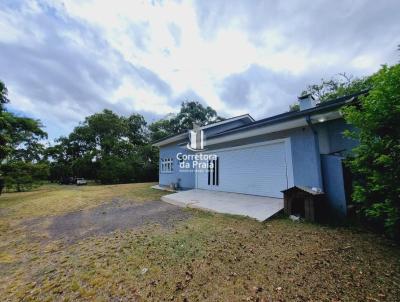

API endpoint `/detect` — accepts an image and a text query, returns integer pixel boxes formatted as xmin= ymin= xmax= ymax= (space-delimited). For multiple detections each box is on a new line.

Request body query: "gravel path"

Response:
xmin=26 ymin=199 xmax=191 ymax=243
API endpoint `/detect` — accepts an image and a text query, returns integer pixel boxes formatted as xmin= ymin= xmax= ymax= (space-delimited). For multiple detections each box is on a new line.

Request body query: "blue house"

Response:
xmin=153 ymin=92 xmax=363 ymax=216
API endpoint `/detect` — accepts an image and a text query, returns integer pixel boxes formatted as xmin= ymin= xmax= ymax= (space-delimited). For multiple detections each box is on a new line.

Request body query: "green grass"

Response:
xmin=0 ymin=183 xmax=399 ymax=301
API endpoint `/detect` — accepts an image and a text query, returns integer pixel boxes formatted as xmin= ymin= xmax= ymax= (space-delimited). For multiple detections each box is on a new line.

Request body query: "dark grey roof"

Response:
xmin=206 ymin=90 xmax=368 ymax=140
xmin=152 ymin=90 xmax=368 ymax=145
xmin=151 ymin=130 xmax=187 ymax=145
xmin=151 ymin=114 xmax=253 ymax=145
xmin=298 ymin=93 xmax=314 ymax=100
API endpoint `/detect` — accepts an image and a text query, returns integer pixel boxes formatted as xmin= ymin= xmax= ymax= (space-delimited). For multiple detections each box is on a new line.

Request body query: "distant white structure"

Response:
xmin=188 ymin=123 xmax=204 ymax=150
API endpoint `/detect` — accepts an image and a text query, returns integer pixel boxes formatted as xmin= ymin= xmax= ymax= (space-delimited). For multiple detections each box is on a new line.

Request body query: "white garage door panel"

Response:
xmin=196 ymin=142 xmax=288 ymax=198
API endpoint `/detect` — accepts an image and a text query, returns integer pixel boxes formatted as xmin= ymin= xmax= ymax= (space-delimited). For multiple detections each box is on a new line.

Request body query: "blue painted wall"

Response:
xmin=158 ymin=117 xmax=358 ymax=208
xmin=316 ymin=119 xmax=358 ymax=155
xmin=205 ymin=125 xmax=323 ymax=189
xmin=159 ymin=141 xmax=195 ymax=189
xmin=321 ymin=154 xmax=347 ymax=216
xmin=317 ymin=118 xmax=358 ymax=216
xmin=158 ymin=118 xmax=251 ymax=189
xmin=291 ymin=127 xmax=323 ymax=188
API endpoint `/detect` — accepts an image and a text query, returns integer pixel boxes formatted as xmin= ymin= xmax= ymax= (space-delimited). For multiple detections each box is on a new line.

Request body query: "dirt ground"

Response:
xmin=0 ymin=183 xmax=399 ymax=302
xmin=24 ymin=198 xmax=191 ymax=243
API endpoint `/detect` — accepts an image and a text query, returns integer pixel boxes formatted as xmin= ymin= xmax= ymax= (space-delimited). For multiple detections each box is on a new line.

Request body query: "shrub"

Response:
xmin=344 ymin=64 xmax=400 ymax=239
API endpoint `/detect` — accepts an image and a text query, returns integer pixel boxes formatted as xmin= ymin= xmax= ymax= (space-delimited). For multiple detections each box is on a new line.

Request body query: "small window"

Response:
xmin=216 ymin=157 xmax=219 ymax=186
xmin=160 ymin=158 xmax=173 ymax=173
xmin=208 ymin=160 xmax=211 ymax=185
xmin=208 ymin=157 xmax=219 ymax=186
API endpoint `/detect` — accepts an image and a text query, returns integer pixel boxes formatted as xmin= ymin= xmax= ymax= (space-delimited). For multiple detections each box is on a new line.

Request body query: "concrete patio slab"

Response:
xmin=161 ymin=189 xmax=283 ymax=221
xmin=151 ymin=184 xmax=176 ymax=192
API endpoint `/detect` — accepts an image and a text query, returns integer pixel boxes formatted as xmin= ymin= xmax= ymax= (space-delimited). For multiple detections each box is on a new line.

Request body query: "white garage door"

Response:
xmin=196 ymin=141 xmax=289 ymax=198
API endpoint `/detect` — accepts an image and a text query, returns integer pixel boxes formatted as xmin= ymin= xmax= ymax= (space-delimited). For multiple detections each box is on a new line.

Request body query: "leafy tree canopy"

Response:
xmin=344 ymin=64 xmax=400 ymax=239
xmin=2 ymin=112 xmax=47 ymax=162
xmin=47 ymin=109 xmax=155 ymax=184
xmin=0 ymin=81 xmax=47 ymax=163
xmin=0 ymin=80 xmax=10 ymax=112
xmin=290 ymin=73 xmax=372 ymax=111
xmin=149 ymin=101 xmax=224 ymax=141
xmin=0 ymin=80 xmax=48 ymax=192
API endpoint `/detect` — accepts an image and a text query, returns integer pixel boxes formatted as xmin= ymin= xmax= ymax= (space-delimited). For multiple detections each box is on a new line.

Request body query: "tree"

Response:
xmin=47 ymin=143 xmax=72 ymax=181
xmin=290 ymin=73 xmax=372 ymax=111
xmin=0 ymin=80 xmax=10 ymax=161
xmin=343 ymin=64 xmax=400 ymax=239
xmin=2 ymin=161 xmax=49 ymax=192
xmin=175 ymin=101 xmax=223 ymax=130
xmin=149 ymin=101 xmax=224 ymax=141
xmin=47 ymin=101 xmax=224 ymax=184
xmin=289 ymin=103 xmax=300 ymax=112
xmin=0 ymin=80 xmax=9 ymax=112
xmin=48 ymin=109 xmax=155 ymax=184
xmin=2 ymin=112 xmax=47 ymax=161
xmin=0 ymin=80 xmax=49 ymax=192
xmin=148 ymin=117 xmax=177 ymax=141
xmin=126 ymin=114 xmax=148 ymax=145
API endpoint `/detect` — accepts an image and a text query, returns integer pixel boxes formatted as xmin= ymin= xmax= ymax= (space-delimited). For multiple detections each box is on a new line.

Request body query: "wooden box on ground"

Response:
xmin=281 ymin=186 xmax=325 ymax=222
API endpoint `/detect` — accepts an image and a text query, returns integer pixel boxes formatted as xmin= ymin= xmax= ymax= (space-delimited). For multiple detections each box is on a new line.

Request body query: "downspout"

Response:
xmin=306 ymin=115 xmax=324 ymax=190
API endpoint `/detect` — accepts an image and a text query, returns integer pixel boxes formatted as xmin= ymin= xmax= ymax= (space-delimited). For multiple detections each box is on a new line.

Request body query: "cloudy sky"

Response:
xmin=1 ymin=0 xmax=399 ymax=140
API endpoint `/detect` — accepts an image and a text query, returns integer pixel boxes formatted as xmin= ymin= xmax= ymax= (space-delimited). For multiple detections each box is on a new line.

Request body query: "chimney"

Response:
xmin=298 ymin=94 xmax=317 ymax=110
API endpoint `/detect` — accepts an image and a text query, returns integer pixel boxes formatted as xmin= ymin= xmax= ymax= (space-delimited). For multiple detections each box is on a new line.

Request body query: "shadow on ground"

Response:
xmin=24 ymin=199 xmax=191 ymax=243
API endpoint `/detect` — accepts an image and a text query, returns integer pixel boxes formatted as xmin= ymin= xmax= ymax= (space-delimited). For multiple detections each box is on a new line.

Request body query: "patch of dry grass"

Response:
xmin=0 ymin=183 xmax=169 ymax=295
xmin=0 ymin=184 xmax=399 ymax=301
xmin=0 ymin=182 xmax=166 ymax=221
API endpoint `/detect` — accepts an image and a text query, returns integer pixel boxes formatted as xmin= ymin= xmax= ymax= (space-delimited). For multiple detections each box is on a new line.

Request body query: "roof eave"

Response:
xmin=152 ymin=133 xmax=187 ymax=147
xmin=206 ymin=95 xmax=359 ymax=142
xmin=151 ymin=113 xmax=254 ymax=147
xmin=151 ymin=91 xmax=366 ymax=148
xmin=205 ymin=108 xmax=343 ymax=147
xmin=200 ymin=114 xmax=255 ymax=130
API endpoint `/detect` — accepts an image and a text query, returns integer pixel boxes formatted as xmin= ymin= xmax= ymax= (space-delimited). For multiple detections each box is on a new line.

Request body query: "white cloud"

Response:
xmin=1 ymin=0 xmax=399 ymax=139
xmin=0 ymin=1 xmax=45 ymax=44
xmin=351 ymin=54 xmax=378 ymax=70
xmin=59 ymin=1 xmax=254 ymax=115
xmin=112 ymin=77 xmax=175 ymax=115
xmin=7 ymin=86 xmax=84 ymax=139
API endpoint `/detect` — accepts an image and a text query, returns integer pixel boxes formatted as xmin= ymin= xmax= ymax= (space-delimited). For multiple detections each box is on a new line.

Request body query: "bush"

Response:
xmin=2 ymin=161 xmax=49 ymax=192
xmin=344 ymin=64 xmax=400 ymax=239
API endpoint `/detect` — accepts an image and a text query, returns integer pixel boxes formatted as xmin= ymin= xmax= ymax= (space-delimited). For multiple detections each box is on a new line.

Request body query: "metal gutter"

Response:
xmin=306 ymin=115 xmax=323 ymax=190
xmin=152 ymin=90 xmax=367 ymax=147
xmin=306 ymin=115 xmax=317 ymax=134
xmin=152 ymin=133 xmax=187 ymax=147
xmin=151 ymin=114 xmax=255 ymax=147
xmin=207 ymin=93 xmax=362 ymax=141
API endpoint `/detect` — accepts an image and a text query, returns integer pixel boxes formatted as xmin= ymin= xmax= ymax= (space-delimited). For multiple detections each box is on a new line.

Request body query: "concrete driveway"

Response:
xmin=161 ymin=189 xmax=283 ymax=221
